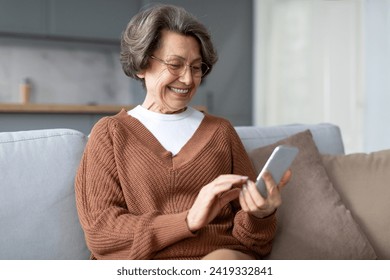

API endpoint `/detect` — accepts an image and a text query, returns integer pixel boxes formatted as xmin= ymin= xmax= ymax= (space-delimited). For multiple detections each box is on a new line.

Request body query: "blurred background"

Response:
xmin=0 ymin=0 xmax=389 ymax=154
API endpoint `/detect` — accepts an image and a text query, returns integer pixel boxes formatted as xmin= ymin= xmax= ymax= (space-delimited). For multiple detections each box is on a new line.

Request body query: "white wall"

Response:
xmin=363 ymin=0 xmax=390 ymax=152
xmin=253 ymin=0 xmax=390 ymax=154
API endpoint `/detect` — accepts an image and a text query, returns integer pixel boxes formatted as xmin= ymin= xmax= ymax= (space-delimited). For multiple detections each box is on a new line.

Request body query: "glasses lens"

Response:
xmin=200 ymin=62 xmax=210 ymax=77
xmin=165 ymin=60 xmax=183 ymax=76
xmin=162 ymin=57 xmax=209 ymax=78
xmin=190 ymin=63 xmax=203 ymax=77
xmin=188 ymin=62 xmax=209 ymax=77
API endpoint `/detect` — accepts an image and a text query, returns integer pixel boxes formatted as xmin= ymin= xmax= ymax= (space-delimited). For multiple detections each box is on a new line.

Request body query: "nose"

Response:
xmin=178 ymin=65 xmax=194 ymax=85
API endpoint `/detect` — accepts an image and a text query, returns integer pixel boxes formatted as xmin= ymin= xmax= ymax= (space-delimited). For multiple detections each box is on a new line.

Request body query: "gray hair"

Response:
xmin=120 ymin=4 xmax=218 ymax=83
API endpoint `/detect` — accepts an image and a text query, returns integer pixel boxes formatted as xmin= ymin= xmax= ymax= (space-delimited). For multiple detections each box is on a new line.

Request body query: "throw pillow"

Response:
xmin=322 ymin=150 xmax=390 ymax=259
xmin=248 ymin=130 xmax=376 ymax=259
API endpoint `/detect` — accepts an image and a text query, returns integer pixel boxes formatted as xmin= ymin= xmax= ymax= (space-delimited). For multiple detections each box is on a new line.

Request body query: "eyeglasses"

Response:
xmin=150 ymin=55 xmax=210 ymax=78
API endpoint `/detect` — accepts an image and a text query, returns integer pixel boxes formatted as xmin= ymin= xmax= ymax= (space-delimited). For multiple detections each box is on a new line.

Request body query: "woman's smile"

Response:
xmin=167 ymin=86 xmax=191 ymax=95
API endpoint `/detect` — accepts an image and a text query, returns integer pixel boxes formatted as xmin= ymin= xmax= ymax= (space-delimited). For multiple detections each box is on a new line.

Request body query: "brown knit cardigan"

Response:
xmin=75 ymin=109 xmax=276 ymax=259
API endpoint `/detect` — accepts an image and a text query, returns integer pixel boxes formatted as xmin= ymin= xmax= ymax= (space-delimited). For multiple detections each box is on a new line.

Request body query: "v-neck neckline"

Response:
xmin=114 ymin=109 xmax=219 ymax=169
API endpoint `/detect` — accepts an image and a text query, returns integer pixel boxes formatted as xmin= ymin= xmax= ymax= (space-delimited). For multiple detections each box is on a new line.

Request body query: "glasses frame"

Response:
xmin=150 ymin=55 xmax=210 ymax=78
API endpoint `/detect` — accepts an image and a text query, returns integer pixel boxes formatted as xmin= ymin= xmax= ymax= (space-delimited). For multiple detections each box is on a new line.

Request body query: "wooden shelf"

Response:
xmin=0 ymin=103 xmax=207 ymax=114
xmin=0 ymin=103 xmax=134 ymax=114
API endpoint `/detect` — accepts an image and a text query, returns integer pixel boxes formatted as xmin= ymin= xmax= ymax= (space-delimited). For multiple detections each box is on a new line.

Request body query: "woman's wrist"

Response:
xmin=249 ymin=208 xmax=277 ymax=219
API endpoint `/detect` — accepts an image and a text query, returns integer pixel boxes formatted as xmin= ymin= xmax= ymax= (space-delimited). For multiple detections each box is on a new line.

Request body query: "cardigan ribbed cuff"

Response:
xmin=234 ymin=209 xmax=277 ymax=233
xmin=151 ymin=211 xmax=197 ymax=250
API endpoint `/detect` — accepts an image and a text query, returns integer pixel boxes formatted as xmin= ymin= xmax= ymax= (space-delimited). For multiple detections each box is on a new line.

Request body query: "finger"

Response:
xmin=262 ymin=172 xmax=284 ymax=201
xmin=241 ymin=184 xmax=261 ymax=212
xmin=239 ymin=188 xmax=250 ymax=212
xmin=214 ymin=174 xmax=249 ymax=186
xmin=209 ymin=175 xmax=249 ymax=195
xmin=219 ymin=188 xmax=241 ymax=206
xmin=198 ymin=177 xmax=245 ymax=205
xmin=279 ymin=169 xmax=292 ymax=188
xmin=246 ymin=180 xmax=265 ymax=208
xmin=262 ymin=171 xmax=277 ymax=195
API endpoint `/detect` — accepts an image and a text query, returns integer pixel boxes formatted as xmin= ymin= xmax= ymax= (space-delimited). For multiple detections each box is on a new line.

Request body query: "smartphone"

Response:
xmin=255 ymin=145 xmax=299 ymax=198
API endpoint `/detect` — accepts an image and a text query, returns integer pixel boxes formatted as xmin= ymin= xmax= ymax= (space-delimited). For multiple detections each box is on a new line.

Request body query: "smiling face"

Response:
xmin=137 ymin=29 xmax=203 ymax=114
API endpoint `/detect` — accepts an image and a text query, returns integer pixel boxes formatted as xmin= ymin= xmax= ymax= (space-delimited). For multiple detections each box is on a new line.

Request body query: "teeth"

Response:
xmin=169 ymin=87 xmax=189 ymax=94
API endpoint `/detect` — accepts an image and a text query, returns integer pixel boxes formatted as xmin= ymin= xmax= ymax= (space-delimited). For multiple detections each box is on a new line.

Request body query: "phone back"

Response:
xmin=256 ymin=145 xmax=299 ymax=197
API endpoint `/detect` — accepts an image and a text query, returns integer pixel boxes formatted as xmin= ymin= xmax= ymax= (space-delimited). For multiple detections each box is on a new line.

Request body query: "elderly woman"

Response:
xmin=75 ymin=4 xmax=290 ymax=260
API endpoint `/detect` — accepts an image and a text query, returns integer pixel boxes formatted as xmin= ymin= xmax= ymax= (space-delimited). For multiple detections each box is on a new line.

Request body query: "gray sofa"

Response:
xmin=1 ymin=122 xmax=388 ymax=259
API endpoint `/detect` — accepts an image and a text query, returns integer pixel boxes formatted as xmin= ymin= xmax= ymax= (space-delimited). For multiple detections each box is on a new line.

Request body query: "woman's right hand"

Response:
xmin=186 ymin=175 xmax=248 ymax=232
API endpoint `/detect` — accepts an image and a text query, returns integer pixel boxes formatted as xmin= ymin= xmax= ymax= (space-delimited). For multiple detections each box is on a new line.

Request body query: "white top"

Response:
xmin=128 ymin=105 xmax=204 ymax=156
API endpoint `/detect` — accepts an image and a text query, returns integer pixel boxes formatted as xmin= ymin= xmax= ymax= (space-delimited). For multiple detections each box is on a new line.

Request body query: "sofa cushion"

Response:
xmin=321 ymin=150 xmax=390 ymax=259
xmin=249 ymin=130 xmax=376 ymax=259
xmin=0 ymin=129 xmax=90 ymax=259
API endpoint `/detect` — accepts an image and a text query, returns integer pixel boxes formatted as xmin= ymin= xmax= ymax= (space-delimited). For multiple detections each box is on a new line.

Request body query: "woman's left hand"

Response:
xmin=239 ymin=170 xmax=292 ymax=219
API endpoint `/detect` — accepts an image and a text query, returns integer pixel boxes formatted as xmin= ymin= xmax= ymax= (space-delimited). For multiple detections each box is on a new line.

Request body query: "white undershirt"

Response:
xmin=128 ymin=105 xmax=204 ymax=156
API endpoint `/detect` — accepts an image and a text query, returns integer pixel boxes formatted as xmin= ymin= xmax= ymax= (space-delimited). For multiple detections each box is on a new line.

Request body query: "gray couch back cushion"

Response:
xmin=235 ymin=123 xmax=344 ymax=155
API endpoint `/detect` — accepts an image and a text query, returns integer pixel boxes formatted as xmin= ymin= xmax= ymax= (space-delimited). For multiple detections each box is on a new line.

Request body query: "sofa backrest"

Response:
xmin=0 ymin=128 xmax=90 ymax=259
xmin=235 ymin=123 xmax=344 ymax=155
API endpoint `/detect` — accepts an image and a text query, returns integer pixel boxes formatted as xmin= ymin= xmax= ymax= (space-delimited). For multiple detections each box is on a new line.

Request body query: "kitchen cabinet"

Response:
xmin=0 ymin=0 xmax=47 ymax=35
xmin=48 ymin=0 xmax=140 ymax=41
xmin=0 ymin=0 xmax=141 ymax=42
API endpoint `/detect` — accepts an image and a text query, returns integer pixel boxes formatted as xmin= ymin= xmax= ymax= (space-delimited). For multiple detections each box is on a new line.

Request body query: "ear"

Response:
xmin=136 ymin=71 xmax=145 ymax=79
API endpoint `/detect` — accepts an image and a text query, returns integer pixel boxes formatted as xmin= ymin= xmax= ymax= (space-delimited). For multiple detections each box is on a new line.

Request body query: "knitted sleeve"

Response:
xmin=75 ymin=117 xmax=196 ymax=260
xmin=224 ymin=122 xmax=277 ymax=258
